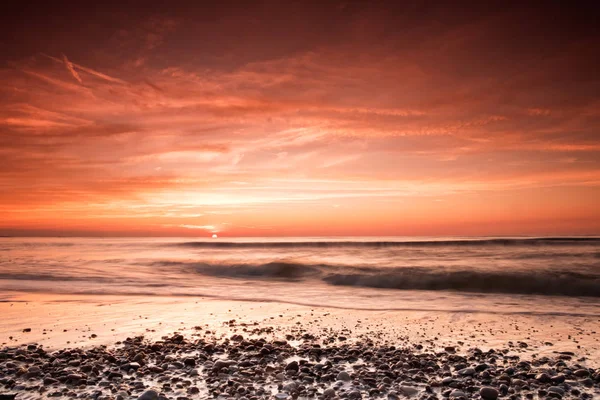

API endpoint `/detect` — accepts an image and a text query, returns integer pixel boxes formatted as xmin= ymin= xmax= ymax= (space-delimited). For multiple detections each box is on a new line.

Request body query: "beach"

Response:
xmin=1 ymin=292 xmax=600 ymax=399
xmin=1 ymin=237 xmax=600 ymax=399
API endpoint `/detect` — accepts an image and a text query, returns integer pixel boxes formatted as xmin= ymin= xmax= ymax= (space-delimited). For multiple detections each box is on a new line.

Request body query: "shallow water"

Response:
xmin=1 ymin=236 xmax=599 ymax=316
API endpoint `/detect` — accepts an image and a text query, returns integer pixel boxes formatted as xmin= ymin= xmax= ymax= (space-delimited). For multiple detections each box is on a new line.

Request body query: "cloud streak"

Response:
xmin=62 ymin=54 xmax=83 ymax=84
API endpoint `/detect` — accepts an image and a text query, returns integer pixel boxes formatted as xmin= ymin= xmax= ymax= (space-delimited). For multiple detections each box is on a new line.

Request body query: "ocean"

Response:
xmin=1 ymin=237 xmax=599 ymax=316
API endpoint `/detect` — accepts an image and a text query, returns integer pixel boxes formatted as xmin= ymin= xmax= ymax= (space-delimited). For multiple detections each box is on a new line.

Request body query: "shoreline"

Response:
xmin=1 ymin=293 xmax=599 ymax=363
xmin=1 ymin=307 xmax=599 ymax=399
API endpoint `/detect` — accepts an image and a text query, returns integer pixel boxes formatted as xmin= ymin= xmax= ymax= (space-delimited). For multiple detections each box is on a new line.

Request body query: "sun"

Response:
xmin=212 ymin=234 xmax=218 ymax=239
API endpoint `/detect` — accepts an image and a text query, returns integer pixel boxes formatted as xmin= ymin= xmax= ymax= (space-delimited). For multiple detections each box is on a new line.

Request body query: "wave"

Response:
xmin=166 ymin=261 xmax=600 ymax=297
xmin=175 ymin=237 xmax=600 ymax=249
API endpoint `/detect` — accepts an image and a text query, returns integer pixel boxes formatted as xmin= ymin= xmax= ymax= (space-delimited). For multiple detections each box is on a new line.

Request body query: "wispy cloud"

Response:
xmin=62 ymin=54 xmax=83 ymax=84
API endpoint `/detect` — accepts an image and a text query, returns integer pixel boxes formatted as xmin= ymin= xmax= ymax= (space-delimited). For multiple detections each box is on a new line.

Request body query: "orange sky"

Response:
xmin=1 ymin=2 xmax=599 ymax=237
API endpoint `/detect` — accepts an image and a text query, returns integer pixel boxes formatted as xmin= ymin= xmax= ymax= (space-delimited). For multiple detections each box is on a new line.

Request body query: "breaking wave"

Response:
xmin=161 ymin=261 xmax=600 ymax=297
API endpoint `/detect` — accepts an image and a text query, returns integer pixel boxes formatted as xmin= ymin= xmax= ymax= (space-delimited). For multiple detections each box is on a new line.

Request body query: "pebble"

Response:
xmin=547 ymin=386 xmax=565 ymax=396
xmin=399 ymin=386 xmax=419 ymax=396
xmin=285 ymin=360 xmax=299 ymax=372
xmin=138 ymin=389 xmax=159 ymax=400
xmin=479 ymin=386 xmax=499 ymax=400
xmin=574 ymin=369 xmax=590 ymax=377
xmin=336 ymin=371 xmax=351 ymax=381
xmin=449 ymin=389 xmax=466 ymax=398
xmin=0 ymin=330 xmax=597 ymax=400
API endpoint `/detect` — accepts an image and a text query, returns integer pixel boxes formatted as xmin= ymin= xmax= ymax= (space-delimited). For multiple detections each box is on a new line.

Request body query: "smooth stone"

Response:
xmin=475 ymin=363 xmax=489 ymax=371
xmin=213 ymin=360 xmax=228 ymax=370
xmin=536 ymin=373 xmax=551 ymax=383
xmin=348 ymin=390 xmax=362 ymax=399
xmin=499 ymin=384 xmax=509 ymax=395
xmin=337 ymin=371 xmax=351 ymax=381
xmin=512 ymin=378 xmax=527 ymax=387
xmin=138 ymin=389 xmax=159 ymax=400
xmin=450 ymin=389 xmax=466 ymax=398
xmin=27 ymin=366 xmax=41 ymax=376
xmin=458 ymin=367 xmax=475 ymax=376
xmin=183 ymin=357 xmax=196 ymax=367
xmin=285 ymin=361 xmax=299 ymax=371
xmin=323 ymin=388 xmax=336 ymax=398
xmin=283 ymin=382 xmax=298 ymax=392
xmin=548 ymin=386 xmax=565 ymax=396
xmin=574 ymin=369 xmax=589 ymax=377
xmin=399 ymin=386 xmax=419 ymax=396
xmin=479 ymin=387 xmax=499 ymax=400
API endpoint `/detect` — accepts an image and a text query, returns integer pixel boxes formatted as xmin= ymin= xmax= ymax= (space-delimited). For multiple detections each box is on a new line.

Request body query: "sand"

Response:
xmin=1 ymin=292 xmax=599 ymax=366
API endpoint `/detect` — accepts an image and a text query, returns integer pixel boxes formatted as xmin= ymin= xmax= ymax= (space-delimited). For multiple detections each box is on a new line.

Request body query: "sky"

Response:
xmin=0 ymin=1 xmax=599 ymax=237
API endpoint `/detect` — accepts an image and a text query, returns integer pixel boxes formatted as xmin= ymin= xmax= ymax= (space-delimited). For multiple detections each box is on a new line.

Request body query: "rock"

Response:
xmin=536 ymin=373 xmax=551 ymax=383
xmin=348 ymin=390 xmax=362 ymax=399
xmin=138 ymin=390 xmax=159 ymax=400
xmin=582 ymin=377 xmax=594 ymax=387
xmin=547 ymin=386 xmax=565 ymax=396
xmin=322 ymin=388 xmax=335 ymax=398
xmin=574 ymin=369 xmax=590 ymax=377
xmin=213 ymin=360 xmax=229 ymax=371
xmin=67 ymin=373 xmax=84 ymax=381
xmin=108 ymin=371 xmax=123 ymax=380
xmin=399 ymin=386 xmax=419 ymax=396
xmin=499 ymin=384 xmax=508 ymax=395
xmin=450 ymin=389 xmax=466 ymax=398
xmin=475 ymin=363 xmax=489 ymax=372
xmin=274 ymin=394 xmax=288 ymax=400
xmin=183 ymin=357 xmax=196 ymax=367
xmin=169 ymin=361 xmax=184 ymax=369
xmin=458 ymin=367 xmax=475 ymax=376
xmin=512 ymin=378 xmax=527 ymax=387
xmin=282 ymin=382 xmax=298 ymax=392
xmin=285 ymin=360 xmax=299 ymax=372
xmin=479 ymin=387 xmax=499 ymax=400
xmin=126 ymin=362 xmax=141 ymax=370
xmin=337 ymin=371 xmax=351 ymax=381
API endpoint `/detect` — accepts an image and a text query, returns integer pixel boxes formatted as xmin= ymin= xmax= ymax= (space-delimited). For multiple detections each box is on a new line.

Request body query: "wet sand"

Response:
xmin=1 ymin=293 xmax=600 ymax=362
